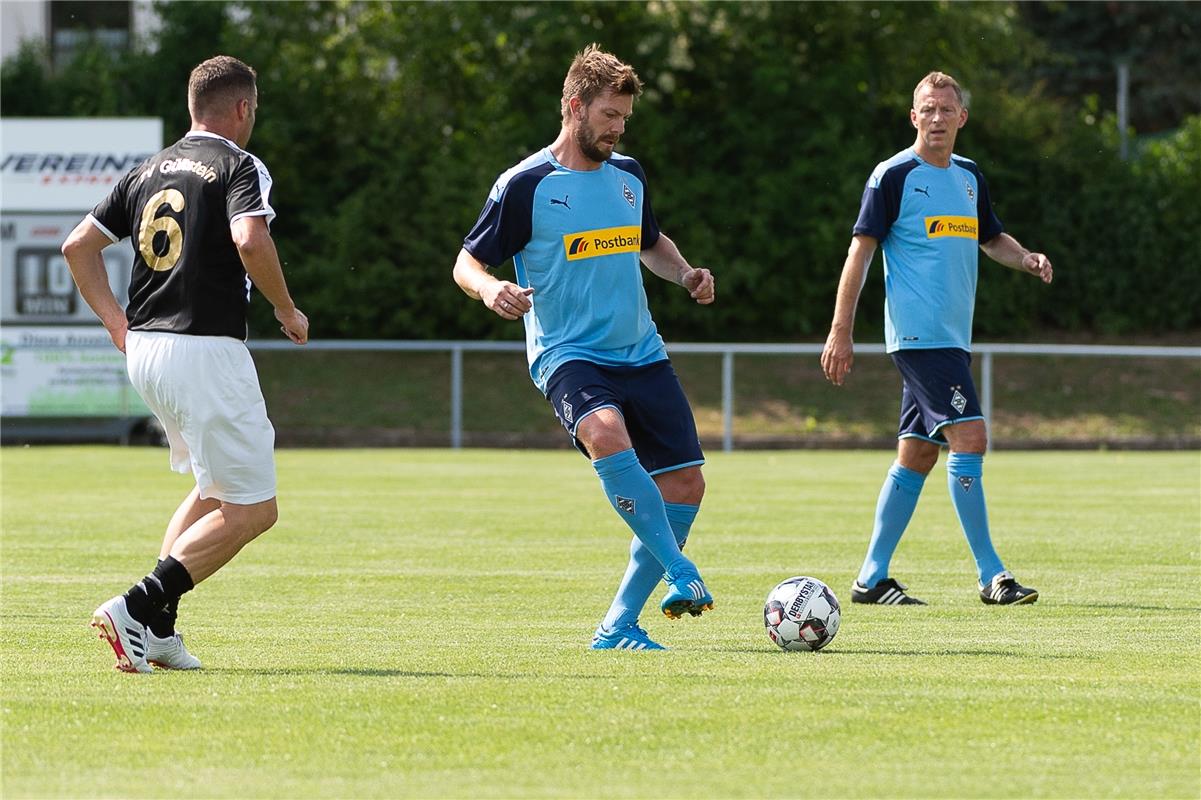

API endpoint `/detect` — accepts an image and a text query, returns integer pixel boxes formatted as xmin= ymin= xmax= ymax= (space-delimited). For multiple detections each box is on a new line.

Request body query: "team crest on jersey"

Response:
xmin=951 ymin=388 xmax=968 ymax=414
xmin=965 ymin=180 xmax=975 ymax=202
xmin=622 ymin=182 xmax=636 ymax=208
xmin=615 ymin=495 xmax=636 ymax=514
xmin=957 ymin=476 xmax=975 ymax=492
xmin=561 ymin=397 xmax=574 ymax=424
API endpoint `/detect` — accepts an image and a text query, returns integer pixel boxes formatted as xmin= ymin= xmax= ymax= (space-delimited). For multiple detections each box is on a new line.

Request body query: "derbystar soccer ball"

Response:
xmin=763 ymin=576 xmax=841 ymax=651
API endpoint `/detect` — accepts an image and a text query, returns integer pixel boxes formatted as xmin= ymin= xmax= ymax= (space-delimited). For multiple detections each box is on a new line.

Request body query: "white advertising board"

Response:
xmin=0 ymin=326 xmax=148 ymax=417
xmin=1 ymin=118 xmax=161 ymax=422
xmin=1 ymin=118 xmax=162 ymax=211
xmin=0 ymin=213 xmax=135 ymax=325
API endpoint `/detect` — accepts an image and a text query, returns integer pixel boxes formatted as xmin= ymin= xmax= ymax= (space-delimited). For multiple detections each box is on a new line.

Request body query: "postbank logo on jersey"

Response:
xmin=563 ymin=225 xmax=641 ymax=261
xmin=925 ymin=216 xmax=978 ymax=240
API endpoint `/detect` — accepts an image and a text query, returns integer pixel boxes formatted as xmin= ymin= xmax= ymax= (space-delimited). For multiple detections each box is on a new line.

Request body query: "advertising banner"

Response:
xmin=1 ymin=118 xmax=162 ymax=211
xmin=0 ymin=326 xmax=147 ymax=417
xmin=1 ymin=118 xmax=161 ymax=423
xmin=0 ymin=213 xmax=135 ymax=325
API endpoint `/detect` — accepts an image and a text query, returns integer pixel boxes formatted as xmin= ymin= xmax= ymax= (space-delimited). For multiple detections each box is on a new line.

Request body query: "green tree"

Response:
xmin=3 ymin=1 xmax=1196 ymax=340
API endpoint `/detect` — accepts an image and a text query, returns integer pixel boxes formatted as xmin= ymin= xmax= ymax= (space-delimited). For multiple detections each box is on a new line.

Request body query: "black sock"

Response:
xmin=123 ymin=556 xmax=195 ymax=627
xmin=148 ymin=559 xmax=182 ymax=638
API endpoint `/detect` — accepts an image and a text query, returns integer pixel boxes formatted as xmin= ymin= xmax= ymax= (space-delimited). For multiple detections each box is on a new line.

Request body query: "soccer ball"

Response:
xmin=763 ymin=576 xmax=841 ymax=651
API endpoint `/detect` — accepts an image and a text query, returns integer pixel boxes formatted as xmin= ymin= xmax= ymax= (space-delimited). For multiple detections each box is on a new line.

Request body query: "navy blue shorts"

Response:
xmin=544 ymin=359 xmax=705 ymax=475
xmin=891 ymin=348 xmax=983 ymax=445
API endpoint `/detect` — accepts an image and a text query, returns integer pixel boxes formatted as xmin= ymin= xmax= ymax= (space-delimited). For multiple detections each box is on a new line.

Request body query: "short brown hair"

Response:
xmin=561 ymin=44 xmax=643 ymax=119
xmin=913 ymin=71 xmax=965 ymax=107
xmin=188 ymin=55 xmax=257 ymax=119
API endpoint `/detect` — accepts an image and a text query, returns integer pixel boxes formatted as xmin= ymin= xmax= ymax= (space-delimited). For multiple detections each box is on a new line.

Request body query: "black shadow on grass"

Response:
xmin=828 ymin=649 xmax=1081 ymax=659
xmin=710 ymin=647 xmax=1082 ymax=659
xmin=1056 ymin=603 xmax=1201 ymax=612
xmin=206 ymin=668 xmax=487 ymax=678
xmin=206 ymin=668 xmax=618 ymax=680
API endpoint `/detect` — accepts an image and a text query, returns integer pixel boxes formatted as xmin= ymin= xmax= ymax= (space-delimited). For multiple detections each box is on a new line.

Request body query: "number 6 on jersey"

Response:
xmin=138 ymin=189 xmax=185 ymax=271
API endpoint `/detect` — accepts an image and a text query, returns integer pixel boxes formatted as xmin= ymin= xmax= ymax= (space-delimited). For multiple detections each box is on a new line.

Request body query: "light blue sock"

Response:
xmin=857 ymin=463 xmax=927 ymax=588
xmin=592 ymin=449 xmax=689 ymax=578
xmin=601 ymin=503 xmax=698 ymax=631
xmin=946 ymin=452 xmax=1004 ymax=584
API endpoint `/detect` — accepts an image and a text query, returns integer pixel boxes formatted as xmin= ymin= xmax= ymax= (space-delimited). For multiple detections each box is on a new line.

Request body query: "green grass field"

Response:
xmin=2 ymin=447 xmax=1199 ymax=798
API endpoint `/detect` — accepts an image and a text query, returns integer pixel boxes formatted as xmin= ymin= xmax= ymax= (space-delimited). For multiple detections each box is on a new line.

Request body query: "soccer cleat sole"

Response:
xmin=90 ymin=611 xmax=148 ymax=674
xmin=662 ymin=600 xmax=714 ymax=620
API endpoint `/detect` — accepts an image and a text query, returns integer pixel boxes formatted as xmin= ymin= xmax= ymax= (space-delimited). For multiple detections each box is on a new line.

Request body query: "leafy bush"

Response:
xmin=3 ymin=1 xmax=1196 ymax=340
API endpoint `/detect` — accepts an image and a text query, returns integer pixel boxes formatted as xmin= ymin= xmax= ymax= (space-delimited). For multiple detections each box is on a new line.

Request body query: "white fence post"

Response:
xmin=981 ymin=350 xmax=993 ymax=452
xmin=450 ymin=345 xmax=463 ymax=449
xmin=722 ymin=350 xmax=735 ymax=452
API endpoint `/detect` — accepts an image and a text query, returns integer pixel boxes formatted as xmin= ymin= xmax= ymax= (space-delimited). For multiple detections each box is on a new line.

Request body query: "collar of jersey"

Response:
xmin=909 ymin=147 xmax=957 ymax=170
xmin=185 ymin=130 xmax=238 ymax=147
xmin=542 ymin=146 xmax=608 ymax=175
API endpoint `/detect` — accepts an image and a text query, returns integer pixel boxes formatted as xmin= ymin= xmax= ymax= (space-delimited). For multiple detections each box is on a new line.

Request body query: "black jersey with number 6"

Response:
xmin=87 ymin=131 xmax=276 ymax=340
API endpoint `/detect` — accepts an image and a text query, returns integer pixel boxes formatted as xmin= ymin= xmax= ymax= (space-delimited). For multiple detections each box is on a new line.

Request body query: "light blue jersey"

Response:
xmin=853 ymin=148 xmax=1004 ymax=352
xmin=463 ymin=148 xmax=666 ymax=392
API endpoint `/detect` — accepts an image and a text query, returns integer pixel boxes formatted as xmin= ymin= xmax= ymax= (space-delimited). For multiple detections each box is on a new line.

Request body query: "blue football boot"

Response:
xmin=590 ymin=623 xmax=667 ymax=651
xmin=660 ymin=563 xmax=714 ymax=619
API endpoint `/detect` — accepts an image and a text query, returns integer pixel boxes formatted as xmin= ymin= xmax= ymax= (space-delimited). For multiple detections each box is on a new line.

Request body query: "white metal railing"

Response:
xmin=246 ymin=340 xmax=1201 ymax=451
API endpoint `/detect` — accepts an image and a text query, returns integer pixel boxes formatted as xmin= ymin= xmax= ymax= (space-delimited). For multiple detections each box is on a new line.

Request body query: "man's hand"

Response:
xmin=1022 ymin=252 xmax=1053 ymax=284
xmin=275 ymin=306 xmax=309 ymax=345
xmin=682 ymin=267 xmax=715 ymax=304
xmin=820 ymin=329 xmax=855 ymax=386
xmin=481 ymin=281 xmax=534 ymax=320
xmin=105 ymin=318 xmax=129 ymax=354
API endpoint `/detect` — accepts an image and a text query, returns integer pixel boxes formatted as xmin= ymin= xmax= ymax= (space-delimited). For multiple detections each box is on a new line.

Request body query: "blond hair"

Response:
xmin=560 ymin=44 xmax=643 ymax=119
xmin=913 ymin=71 xmax=965 ymax=108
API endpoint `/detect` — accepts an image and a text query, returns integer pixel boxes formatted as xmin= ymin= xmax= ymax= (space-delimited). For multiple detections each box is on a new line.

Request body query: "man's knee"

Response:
xmin=577 ymin=409 xmax=632 ymax=459
xmin=256 ymin=500 xmax=279 ymax=534
xmin=224 ymin=498 xmax=278 ymax=538
xmin=655 ymin=466 xmax=705 ymax=505
xmin=945 ymin=420 xmax=988 ymax=454
xmin=897 ymin=439 xmax=939 ymax=474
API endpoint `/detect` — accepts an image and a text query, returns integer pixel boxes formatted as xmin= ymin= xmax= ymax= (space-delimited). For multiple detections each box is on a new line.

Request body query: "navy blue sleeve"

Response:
xmin=611 ymin=157 xmax=661 ymax=250
xmin=852 ymin=162 xmax=911 ymax=240
xmin=974 ymin=168 xmax=1004 ymax=243
xmin=463 ymin=167 xmax=547 ymax=267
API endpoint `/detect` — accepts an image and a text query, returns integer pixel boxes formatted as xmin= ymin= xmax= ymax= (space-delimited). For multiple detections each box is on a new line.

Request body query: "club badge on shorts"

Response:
xmin=951 ymin=388 xmax=968 ymax=414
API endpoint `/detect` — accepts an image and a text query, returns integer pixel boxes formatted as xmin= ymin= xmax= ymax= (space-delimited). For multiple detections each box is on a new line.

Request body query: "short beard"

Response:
xmin=574 ymin=123 xmax=612 ymax=163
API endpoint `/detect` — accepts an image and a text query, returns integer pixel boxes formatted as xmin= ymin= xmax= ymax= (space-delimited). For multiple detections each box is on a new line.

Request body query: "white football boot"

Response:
xmin=90 ymin=595 xmax=152 ymax=673
xmin=145 ymin=630 xmax=202 ymax=670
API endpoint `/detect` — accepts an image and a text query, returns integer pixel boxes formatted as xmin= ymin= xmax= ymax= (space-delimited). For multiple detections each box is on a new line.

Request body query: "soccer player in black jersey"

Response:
xmin=61 ymin=56 xmax=309 ymax=672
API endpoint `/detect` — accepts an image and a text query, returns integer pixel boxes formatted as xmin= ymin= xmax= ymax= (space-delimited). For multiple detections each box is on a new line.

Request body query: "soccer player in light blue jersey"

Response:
xmin=821 ymin=71 xmax=1053 ymax=607
xmin=453 ymin=45 xmax=717 ymax=650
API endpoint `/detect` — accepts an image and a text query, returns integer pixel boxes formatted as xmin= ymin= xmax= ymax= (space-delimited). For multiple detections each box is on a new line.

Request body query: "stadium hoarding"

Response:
xmin=0 ymin=118 xmax=162 ymax=213
xmin=0 ymin=325 xmax=147 ymax=417
xmin=0 ymin=212 xmax=136 ymax=325
xmin=1 ymin=118 xmax=160 ymax=428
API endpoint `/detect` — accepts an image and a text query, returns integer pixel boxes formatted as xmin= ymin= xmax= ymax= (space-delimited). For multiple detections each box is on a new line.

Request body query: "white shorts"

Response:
xmin=126 ymin=330 xmax=277 ymax=505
